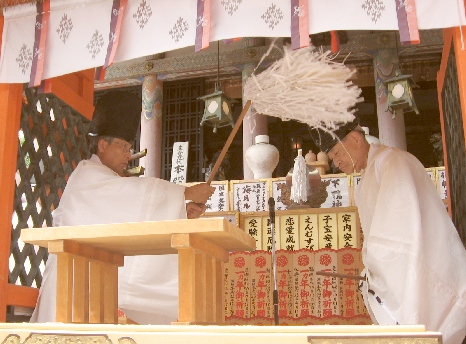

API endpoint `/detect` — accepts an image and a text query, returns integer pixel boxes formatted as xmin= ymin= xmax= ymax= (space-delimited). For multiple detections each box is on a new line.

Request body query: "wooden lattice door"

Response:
xmin=161 ymin=78 xmax=205 ymax=182
xmin=8 ymin=86 xmax=90 ymax=320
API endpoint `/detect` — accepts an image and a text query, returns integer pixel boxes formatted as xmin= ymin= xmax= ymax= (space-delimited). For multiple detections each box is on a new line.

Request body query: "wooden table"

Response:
xmin=21 ymin=218 xmax=256 ymax=325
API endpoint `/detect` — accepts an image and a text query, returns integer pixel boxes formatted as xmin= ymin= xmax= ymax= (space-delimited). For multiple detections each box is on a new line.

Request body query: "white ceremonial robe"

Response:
xmin=355 ymin=144 xmax=466 ymax=344
xmin=30 ymin=155 xmax=187 ymax=324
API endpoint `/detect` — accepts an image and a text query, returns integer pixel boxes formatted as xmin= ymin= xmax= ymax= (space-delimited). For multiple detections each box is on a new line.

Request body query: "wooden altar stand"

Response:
xmin=21 ymin=218 xmax=256 ymax=325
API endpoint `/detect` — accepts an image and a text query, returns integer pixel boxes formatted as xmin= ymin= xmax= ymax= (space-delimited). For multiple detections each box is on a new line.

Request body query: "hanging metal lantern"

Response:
xmin=199 ymin=85 xmax=235 ymax=133
xmin=384 ymin=72 xmax=419 ymax=117
xmin=199 ymin=41 xmax=236 ymax=133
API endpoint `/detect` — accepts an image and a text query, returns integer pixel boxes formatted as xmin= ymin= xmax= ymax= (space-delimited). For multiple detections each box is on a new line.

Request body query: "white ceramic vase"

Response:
xmin=245 ymin=135 xmax=279 ymax=179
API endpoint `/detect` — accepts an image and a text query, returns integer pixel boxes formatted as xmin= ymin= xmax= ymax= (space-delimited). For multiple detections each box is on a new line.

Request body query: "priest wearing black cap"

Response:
xmin=31 ymin=91 xmax=215 ymax=325
xmin=311 ymin=120 xmax=466 ymax=344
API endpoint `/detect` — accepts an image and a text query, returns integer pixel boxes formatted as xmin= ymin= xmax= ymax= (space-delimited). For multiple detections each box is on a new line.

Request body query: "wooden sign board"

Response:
xmin=231 ymin=180 xmax=269 ymax=212
xmin=170 ymin=142 xmax=189 ymax=184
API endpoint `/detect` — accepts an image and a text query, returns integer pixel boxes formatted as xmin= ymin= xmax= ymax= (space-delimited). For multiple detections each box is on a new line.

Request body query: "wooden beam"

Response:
xmin=171 ymin=233 xmax=229 ymax=263
xmin=5 ymin=284 xmax=39 ymax=308
xmin=96 ymin=31 xmax=444 ymax=87
xmin=47 ymin=69 xmax=95 ymax=120
xmin=47 ymin=240 xmax=124 ymax=266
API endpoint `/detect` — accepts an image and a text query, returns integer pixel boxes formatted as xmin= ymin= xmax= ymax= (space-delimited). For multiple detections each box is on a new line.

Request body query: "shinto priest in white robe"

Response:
xmin=355 ymin=144 xmax=466 ymax=344
xmin=30 ymin=154 xmax=187 ymax=324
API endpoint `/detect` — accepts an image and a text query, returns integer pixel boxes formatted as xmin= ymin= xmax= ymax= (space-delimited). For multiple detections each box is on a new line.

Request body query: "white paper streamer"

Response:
xmin=290 ymin=149 xmax=308 ymax=203
xmin=243 ymin=43 xmax=363 ymax=132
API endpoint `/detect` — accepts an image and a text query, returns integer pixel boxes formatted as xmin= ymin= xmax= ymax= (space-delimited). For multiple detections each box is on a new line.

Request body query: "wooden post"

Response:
xmin=171 ymin=232 xmax=230 ymax=324
xmin=140 ymin=75 xmax=163 ymax=178
xmin=437 ymin=29 xmax=453 ymax=216
xmin=213 ymin=258 xmax=224 ymax=323
xmin=88 ymin=261 xmax=103 ymax=323
xmin=55 ymin=252 xmax=74 ymax=322
xmin=437 ymin=27 xmax=466 ymax=244
xmin=373 ymin=48 xmax=407 ymax=150
xmin=438 ymin=28 xmax=466 ymax=170
xmin=72 ymin=257 xmax=89 ymax=323
xmin=102 ymin=263 xmax=118 ymax=324
xmin=242 ymin=62 xmax=268 ymax=179
xmin=0 ymin=76 xmax=23 ymax=321
xmin=450 ymin=28 xmax=466 ymax=149
xmin=47 ymin=240 xmax=122 ymax=324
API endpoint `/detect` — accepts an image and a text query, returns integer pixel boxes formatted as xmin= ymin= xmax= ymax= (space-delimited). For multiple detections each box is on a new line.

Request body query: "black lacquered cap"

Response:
xmin=310 ymin=119 xmax=359 ymax=153
xmin=88 ymin=91 xmax=141 ymax=142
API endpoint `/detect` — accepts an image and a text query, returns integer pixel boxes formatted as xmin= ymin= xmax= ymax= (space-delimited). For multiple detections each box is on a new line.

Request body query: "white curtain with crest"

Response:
xmin=0 ymin=0 xmax=465 ymax=83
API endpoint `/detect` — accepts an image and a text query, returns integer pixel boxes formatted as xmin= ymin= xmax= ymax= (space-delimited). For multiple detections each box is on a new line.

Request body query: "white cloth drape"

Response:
xmin=30 ymin=154 xmax=187 ymax=324
xmin=0 ymin=0 xmax=113 ymax=83
xmin=1 ymin=0 xmax=465 ymax=83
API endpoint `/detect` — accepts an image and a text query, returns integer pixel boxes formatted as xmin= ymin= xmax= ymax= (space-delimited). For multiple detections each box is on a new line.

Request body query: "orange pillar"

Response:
xmin=0 ymin=83 xmax=23 ymax=322
xmin=0 ymin=13 xmax=24 ymax=322
xmin=449 ymin=27 xmax=466 ymax=148
xmin=437 ymin=27 xmax=466 ymax=215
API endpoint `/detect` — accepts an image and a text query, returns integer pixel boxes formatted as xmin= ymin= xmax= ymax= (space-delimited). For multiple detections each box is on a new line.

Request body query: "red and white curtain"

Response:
xmin=1 ymin=0 xmax=465 ymax=84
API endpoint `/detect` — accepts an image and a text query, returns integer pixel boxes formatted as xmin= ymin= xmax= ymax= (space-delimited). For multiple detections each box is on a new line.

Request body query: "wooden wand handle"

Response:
xmin=207 ymin=99 xmax=252 ymax=184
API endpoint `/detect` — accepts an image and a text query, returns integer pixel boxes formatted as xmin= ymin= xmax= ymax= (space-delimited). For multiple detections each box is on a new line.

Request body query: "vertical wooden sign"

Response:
xmin=170 ymin=142 xmax=189 ymax=184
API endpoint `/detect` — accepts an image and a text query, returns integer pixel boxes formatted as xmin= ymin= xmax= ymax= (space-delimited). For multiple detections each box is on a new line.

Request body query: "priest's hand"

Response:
xmin=186 ymin=202 xmax=206 ymax=219
xmin=185 ymin=183 xmax=215 ymax=204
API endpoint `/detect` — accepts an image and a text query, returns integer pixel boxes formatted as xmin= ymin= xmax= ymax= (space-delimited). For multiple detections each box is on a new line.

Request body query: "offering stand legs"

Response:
xmin=48 ymin=240 xmax=123 ymax=324
xmin=171 ymin=233 xmax=227 ymax=324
